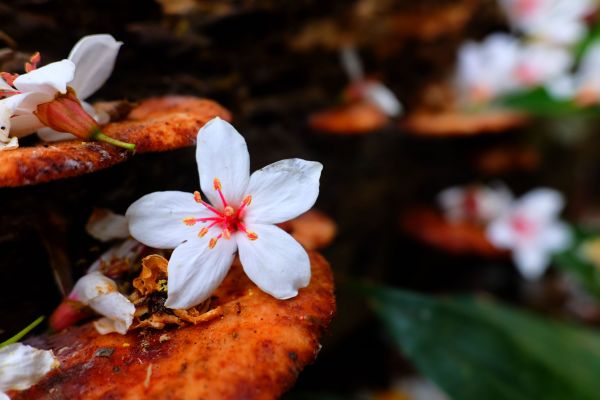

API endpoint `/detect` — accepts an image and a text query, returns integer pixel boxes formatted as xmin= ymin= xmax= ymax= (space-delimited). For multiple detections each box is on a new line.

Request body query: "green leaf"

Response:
xmin=554 ymin=226 xmax=600 ymax=301
xmin=0 ymin=316 xmax=45 ymax=348
xmin=365 ymin=285 xmax=600 ymax=400
xmin=498 ymin=87 xmax=600 ymax=117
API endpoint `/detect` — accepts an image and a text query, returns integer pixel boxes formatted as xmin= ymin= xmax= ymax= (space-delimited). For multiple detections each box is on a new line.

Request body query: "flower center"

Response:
xmin=183 ymin=178 xmax=258 ymax=249
xmin=511 ymin=214 xmax=537 ymax=239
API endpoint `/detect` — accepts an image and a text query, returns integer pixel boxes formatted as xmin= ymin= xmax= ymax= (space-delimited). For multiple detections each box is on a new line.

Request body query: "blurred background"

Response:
xmin=3 ymin=1 xmax=600 ymax=399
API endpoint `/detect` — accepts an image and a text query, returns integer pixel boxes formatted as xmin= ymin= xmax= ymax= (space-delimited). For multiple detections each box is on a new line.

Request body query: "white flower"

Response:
xmin=127 ymin=117 xmax=322 ymax=309
xmin=486 ymin=188 xmax=572 ymax=279
xmin=455 ymin=33 xmax=521 ymax=104
xmin=340 ymin=46 xmax=402 ymax=117
xmin=438 ymin=183 xmax=513 ymax=224
xmin=0 ymin=343 xmax=58 ymax=399
xmin=498 ymin=0 xmax=596 ymax=45
xmin=0 ymin=34 xmax=121 ymax=144
xmin=68 ymin=272 xmax=135 ymax=334
xmin=37 ymin=34 xmax=122 ymax=142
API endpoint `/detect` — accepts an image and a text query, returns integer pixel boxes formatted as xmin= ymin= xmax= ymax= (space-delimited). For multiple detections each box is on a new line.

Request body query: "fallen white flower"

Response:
xmin=127 ymin=117 xmax=322 ymax=309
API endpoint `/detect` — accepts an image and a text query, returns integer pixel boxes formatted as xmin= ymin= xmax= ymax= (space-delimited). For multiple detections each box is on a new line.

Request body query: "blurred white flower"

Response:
xmin=499 ymin=0 xmax=596 ymax=45
xmin=455 ymin=33 xmax=521 ymax=104
xmin=548 ymin=42 xmax=600 ymax=105
xmin=37 ymin=34 xmax=122 ymax=142
xmin=456 ymin=34 xmax=572 ymax=104
xmin=68 ymin=272 xmax=135 ymax=334
xmin=438 ymin=184 xmax=513 ymax=224
xmin=513 ymin=42 xmax=572 ymax=88
xmin=340 ymin=46 xmax=402 ymax=117
xmin=127 ymin=117 xmax=322 ymax=309
xmin=0 ymin=343 xmax=58 ymax=399
xmin=487 ymin=188 xmax=572 ymax=279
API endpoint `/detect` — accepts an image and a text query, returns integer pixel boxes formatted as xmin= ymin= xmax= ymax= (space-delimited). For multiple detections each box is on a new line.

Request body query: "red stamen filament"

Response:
xmin=185 ymin=183 xmax=258 ymax=247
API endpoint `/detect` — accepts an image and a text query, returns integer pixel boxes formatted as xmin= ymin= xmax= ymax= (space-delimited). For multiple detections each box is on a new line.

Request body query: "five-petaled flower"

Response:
xmin=0 ymin=343 xmax=58 ymax=400
xmin=127 ymin=117 xmax=323 ymax=309
xmin=486 ymin=188 xmax=572 ymax=279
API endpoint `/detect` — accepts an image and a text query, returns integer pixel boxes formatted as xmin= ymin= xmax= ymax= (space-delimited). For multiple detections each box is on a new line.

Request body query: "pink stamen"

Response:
xmin=213 ymin=178 xmax=228 ymax=207
xmin=185 ymin=180 xmax=259 ymax=247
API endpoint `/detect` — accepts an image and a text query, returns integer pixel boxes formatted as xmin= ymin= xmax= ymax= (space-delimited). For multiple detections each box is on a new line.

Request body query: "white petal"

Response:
xmin=486 ymin=217 xmax=515 ymax=249
xmin=513 ymin=246 xmax=550 ymax=280
xmin=363 ymin=82 xmax=402 ymax=117
xmin=13 ymin=59 xmax=75 ymax=96
xmin=87 ymin=238 xmax=144 ymax=273
xmin=196 ymin=117 xmax=250 ymax=207
xmin=36 ymin=127 xmax=75 ymax=142
xmin=165 ymin=235 xmax=237 ymax=309
xmin=541 ymin=222 xmax=572 ymax=252
xmin=68 ymin=34 xmax=122 ymax=100
xmin=0 ymin=137 xmax=18 ymax=151
xmin=0 ymin=343 xmax=58 ymax=393
xmin=236 ymin=223 xmax=310 ymax=299
xmin=89 ymin=292 xmax=135 ymax=335
xmin=126 ymin=191 xmax=212 ymax=249
xmin=7 ymin=112 xmax=44 ymax=138
xmin=244 ymin=159 xmax=322 ymax=225
xmin=85 ymin=209 xmax=130 ymax=242
xmin=518 ymin=188 xmax=564 ymax=219
xmin=5 ymin=90 xmax=53 ymax=116
xmin=68 ymin=271 xmax=117 ymax=303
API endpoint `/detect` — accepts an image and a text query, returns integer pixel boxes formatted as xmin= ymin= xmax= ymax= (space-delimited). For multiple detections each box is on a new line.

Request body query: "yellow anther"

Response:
xmin=183 ymin=217 xmax=197 ymax=226
xmin=223 ymin=228 xmax=231 ymax=240
xmin=247 ymin=231 xmax=258 ymax=241
xmin=242 ymin=195 xmax=252 ymax=206
xmin=198 ymin=227 xmax=209 ymax=237
xmin=193 ymin=191 xmax=202 ymax=203
xmin=209 ymin=237 xmax=218 ymax=249
xmin=224 ymin=206 xmax=235 ymax=216
xmin=213 ymin=178 xmax=222 ymax=190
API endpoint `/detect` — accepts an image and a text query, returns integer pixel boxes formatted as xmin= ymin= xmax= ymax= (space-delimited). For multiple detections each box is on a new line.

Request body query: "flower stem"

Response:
xmin=0 ymin=316 xmax=45 ymax=348
xmin=92 ymin=131 xmax=136 ymax=152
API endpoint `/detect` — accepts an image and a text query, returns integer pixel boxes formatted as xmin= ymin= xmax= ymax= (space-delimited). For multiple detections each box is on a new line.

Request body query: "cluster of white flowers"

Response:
xmin=455 ymin=0 xmax=598 ymax=106
xmin=438 ymin=184 xmax=571 ymax=279
xmin=0 ymin=34 xmax=121 ymax=150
